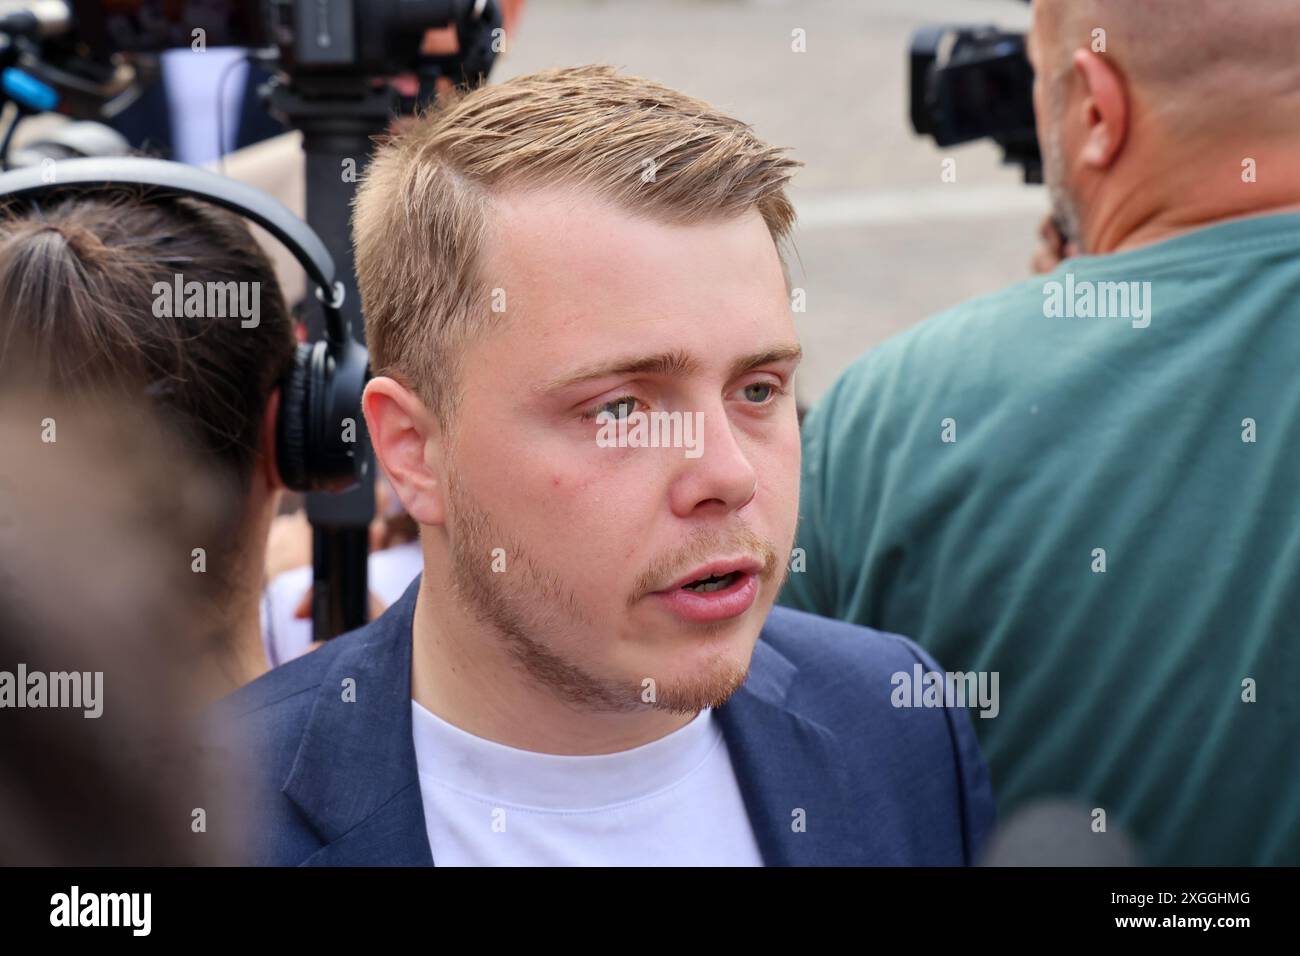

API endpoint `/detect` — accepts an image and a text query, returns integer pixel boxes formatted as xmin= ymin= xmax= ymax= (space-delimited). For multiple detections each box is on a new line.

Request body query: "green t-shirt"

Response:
xmin=781 ymin=212 xmax=1300 ymax=865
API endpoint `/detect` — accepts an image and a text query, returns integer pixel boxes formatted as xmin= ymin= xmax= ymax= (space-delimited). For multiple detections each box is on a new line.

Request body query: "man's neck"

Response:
xmin=409 ymin=573 xmax=697 ymax=756
xmin=1083 ymin=141 xmax=1300 ymax=256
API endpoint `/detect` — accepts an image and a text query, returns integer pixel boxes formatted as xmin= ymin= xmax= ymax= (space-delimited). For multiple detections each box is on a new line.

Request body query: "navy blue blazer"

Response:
xmin=216 ymin=578 xmax=994 ymax=866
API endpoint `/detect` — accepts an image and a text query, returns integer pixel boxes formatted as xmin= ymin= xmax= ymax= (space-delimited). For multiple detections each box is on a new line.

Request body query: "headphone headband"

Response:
xmin=0 ymin=157 xmax=350 ymax=345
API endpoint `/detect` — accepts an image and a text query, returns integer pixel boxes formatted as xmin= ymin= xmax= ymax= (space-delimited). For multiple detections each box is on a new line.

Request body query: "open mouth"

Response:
xmin=681 ymin=571 xmax=744 ymax=593
xmin=651 ymin=564 xmax=760 ymax=623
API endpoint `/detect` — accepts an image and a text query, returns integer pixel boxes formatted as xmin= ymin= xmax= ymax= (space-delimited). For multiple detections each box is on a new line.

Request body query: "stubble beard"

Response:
xmin=1043 ymin=75 xmax=1086 ymax=253
xmin=444 ymin=464 xmax=772 ymax=717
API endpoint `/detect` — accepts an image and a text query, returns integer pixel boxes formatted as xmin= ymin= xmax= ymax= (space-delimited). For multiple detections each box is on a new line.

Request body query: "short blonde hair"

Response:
xmin=352 ymin=64 xmax=800 ymax=428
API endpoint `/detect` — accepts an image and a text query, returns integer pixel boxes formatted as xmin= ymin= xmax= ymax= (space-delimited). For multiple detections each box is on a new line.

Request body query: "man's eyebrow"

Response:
xmin=539 ymin=344 xmax=803 ymax=394
xmin=728 ymin=344 xmax=803 ymax=381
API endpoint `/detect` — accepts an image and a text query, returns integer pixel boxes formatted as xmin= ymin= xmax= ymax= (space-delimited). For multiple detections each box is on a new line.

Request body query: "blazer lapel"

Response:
xmin=296 ymin=784 xmax=431 ymax=866
xmin=715 ymin=640 xmax=884 ymax=866
xmin=282 ymin=580 xmax=433 ymax=866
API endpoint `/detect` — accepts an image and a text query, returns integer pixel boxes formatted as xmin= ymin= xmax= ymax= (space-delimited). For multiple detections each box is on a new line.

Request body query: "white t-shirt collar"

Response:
xmin=410 ymin=699 xmax=722 ymax=812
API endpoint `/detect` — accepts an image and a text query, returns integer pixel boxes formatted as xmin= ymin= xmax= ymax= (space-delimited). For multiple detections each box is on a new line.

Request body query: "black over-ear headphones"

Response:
xmin=0 ymin=157 xmax=370 ymax=493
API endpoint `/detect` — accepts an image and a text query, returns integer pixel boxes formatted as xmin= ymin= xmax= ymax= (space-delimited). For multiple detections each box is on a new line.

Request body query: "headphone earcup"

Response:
xmin=276 ymin=343 xmax=313 ymax=493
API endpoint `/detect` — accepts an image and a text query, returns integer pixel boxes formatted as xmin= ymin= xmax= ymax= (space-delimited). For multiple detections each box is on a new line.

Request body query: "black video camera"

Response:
xmin=0 ymin=1 xmax=502 ymax=128
xmin=82 ymin=1 xmax=500 ymax=89
xmin=909 ymin=23 xmax=1042 ymax=184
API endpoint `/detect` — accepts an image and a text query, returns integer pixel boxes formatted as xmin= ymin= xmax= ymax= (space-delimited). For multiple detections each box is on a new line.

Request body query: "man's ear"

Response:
xmin=1072 ymin=48 xmax=1129 ymax=170
xmin=362 ymin=377 xmax=448 ymax=528
xmin=258 ymin=387 xmax=287 ymax=491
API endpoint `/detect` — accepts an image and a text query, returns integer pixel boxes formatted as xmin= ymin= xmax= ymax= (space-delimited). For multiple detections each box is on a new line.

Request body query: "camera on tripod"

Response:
xmin=0 ymin=0 xmax=503 ymax=145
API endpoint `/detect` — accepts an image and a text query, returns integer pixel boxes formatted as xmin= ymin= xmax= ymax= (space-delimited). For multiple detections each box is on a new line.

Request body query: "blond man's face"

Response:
xmin=442 ymin=187 xmax=802 ymax=713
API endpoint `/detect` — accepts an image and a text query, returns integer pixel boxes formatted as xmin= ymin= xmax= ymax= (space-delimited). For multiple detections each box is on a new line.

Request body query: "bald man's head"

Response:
xmin=1034 ymin=0 xmax=1300 ymax=131
xmin=1029 ymin=0 xmax=1300 ymax=253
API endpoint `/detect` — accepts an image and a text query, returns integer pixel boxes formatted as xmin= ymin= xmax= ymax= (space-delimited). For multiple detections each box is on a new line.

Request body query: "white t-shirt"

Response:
xmin=411 ymin=700 xmax=765 ymax=866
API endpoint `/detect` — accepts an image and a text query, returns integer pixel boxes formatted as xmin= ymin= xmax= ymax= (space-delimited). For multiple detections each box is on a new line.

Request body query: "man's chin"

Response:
xmin=633 ymin=643 xmax=756 ymax=715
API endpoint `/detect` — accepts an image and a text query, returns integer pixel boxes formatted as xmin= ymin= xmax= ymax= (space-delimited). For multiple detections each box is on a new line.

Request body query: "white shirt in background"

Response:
xmin=260 ymin=539 xmax=423 ymax=666
xmin=161 ymin=48 xmax=250 ymax=165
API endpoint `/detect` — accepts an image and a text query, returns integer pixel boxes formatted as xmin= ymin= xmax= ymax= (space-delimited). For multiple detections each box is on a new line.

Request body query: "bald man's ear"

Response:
xmin=1073 ymin=48 xmax=1129 ymax=170
xmin=362 ymin=377 xmax=448 ymax=528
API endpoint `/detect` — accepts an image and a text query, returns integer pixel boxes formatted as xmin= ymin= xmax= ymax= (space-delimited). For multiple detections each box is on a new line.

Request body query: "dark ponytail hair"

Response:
xmin=0 ymin=188 xmax=296 ymax=498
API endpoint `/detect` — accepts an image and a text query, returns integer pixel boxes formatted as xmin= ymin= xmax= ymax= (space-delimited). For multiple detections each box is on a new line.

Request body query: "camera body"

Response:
xmin=909 ymin=23 xmax=1041 ymax=184
xmin=73 ymin=0 xmax=495 ymax=78
xmin=0 ymin=1 xmax=501 ymax=160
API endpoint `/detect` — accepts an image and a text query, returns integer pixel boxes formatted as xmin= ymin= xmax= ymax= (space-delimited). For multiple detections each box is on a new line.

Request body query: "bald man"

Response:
xmin=781 ymin=0 xmax=1300 ymax=865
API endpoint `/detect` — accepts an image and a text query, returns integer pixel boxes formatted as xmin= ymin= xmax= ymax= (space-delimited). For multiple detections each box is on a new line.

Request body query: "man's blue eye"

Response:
xmin=743 ymin=383 xmax=775 ymax=403
xmin=594 ymin=397 xmax=638 ymax=420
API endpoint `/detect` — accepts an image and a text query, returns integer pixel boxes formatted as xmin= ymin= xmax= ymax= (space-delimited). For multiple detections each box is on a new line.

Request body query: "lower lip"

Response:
xmin=650 ymin=572 xmax=759 ymax=623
